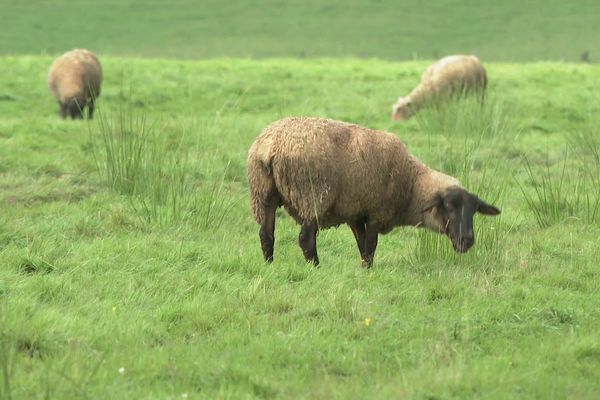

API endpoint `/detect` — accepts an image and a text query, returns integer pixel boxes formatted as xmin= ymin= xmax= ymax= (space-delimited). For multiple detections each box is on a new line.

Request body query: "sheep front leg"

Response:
xmin=299 ymin=220 xmax=319 ymax=266
xmin=362 ymin=223 xmax=380 ymax=268
xmin=88 ymin=99 xmax=95 ymax=119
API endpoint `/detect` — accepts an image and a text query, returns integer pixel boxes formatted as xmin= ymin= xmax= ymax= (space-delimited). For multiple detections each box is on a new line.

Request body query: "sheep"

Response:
xmin=392 ymin=55 xmax=487 ymax=121
xmin=247 ymin=117 xmax=500 ymax=267
xmin=47 ymin=49 xmax=102 ymax=119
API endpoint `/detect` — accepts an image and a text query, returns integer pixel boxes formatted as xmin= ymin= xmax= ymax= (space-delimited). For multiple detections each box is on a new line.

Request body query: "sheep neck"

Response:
xmin=402 ymin=167 xmax=458 ymax=228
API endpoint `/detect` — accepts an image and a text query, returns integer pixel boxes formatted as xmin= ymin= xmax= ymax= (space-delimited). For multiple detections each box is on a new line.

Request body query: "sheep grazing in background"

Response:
xmin=247 ymin=117 xmax=500 ymax=267
xmin=392 ymin=55 xmax=487 ymax=121
xmin=47 ymin=49 xmax=103 ymax=119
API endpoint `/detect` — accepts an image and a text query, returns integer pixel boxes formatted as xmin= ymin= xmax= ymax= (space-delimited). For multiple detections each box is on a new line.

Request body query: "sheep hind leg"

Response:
xmin=259 ymin=204 xmax=277 ymax=263
xmin=349 ymin=222 xmax=366 ymax=261
xmin=59 ymin=103 xmax=68 ymax=119
xmin=88 ymin=100 xmax=95 ymax=119
xmin=299 ymin=220 xmax=319 ymax=266
xmin=362 ymin=223 xmax=380 ymax=268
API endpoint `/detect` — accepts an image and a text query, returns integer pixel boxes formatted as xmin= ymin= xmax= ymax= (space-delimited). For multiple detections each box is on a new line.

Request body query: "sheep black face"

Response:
xmin=422 ymin=187 xmax=501 ymax=253
xmin=61 ymin=98 xmax=85 ymax=119
xmin=68 ymin=99 xmax=86 ymax=119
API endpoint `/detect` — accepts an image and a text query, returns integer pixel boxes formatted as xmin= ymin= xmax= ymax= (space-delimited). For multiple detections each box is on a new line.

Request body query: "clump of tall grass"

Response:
xmin=91 ymin=108 xmax=236 ymax=229
xmin=518 ymin=151 xmax=600 ymax=228
xmin=416 ymin=92 xmax=514 ymax=188
xmin=415 ymin=92 xmax=512 ymax=140
xmin=518 ymin=157 xmax=569 ymax=228
xmin=93 ymin=109 xmax=156 ymax=196
xmin=128 ymin=160 xmax=235 ymax=229
xmin=517 ymin=114 xmax=600 ymax=228
xmin=570 ymin=125 xmax=600 ymax=167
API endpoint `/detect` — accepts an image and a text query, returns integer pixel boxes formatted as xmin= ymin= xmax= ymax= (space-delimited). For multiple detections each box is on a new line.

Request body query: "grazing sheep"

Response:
xmin=392 ymin=55 xmax=487 ymax=121
xmin=247 ymin=117 xmax=500 ymax=266
xmin=47 ymin=49 xmax=102 ymax=119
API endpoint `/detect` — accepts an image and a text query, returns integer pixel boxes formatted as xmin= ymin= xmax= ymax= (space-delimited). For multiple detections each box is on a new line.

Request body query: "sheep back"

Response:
xmin=412 ymin=55 xmax=486 ymax=103
xmin=47 ymin=49 xmax=103 ymax=106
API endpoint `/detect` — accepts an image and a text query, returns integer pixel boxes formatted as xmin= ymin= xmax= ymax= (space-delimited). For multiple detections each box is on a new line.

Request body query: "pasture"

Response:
xmin=0 ymin=0 xmax=599 ymax=61
xmin=1 ymin=56 xmax=599 ymax=399
xmin=1 ymin=0 xmax=600 ymax=398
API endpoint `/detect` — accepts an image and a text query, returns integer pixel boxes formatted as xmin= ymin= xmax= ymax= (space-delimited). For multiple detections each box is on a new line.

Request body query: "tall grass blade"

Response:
xmin=91 ymin=106 xmax=236 ymax=229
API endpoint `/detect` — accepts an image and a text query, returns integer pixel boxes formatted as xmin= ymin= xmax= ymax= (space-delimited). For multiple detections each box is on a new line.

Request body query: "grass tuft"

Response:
xmin=518 ymin=153 xmax=600 ymax=228
xmin=416 ymin=92 xmax=514 ymax=194
xmin=2 ymin=56 xmax=600 ymax=398
xmin=91 ymin=106 xmax=237 ymax=228
xmin=415 ymin=93 xmax=512 ymax=140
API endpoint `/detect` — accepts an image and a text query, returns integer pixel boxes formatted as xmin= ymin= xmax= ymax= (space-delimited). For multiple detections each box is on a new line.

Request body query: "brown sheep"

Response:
xmin=247 ymin=117 xmax=500 ymax=266
xmin=392 ymin=55 xmax=487 ymax=121
xmin=47 ymin=49 xmax=102 ymax=119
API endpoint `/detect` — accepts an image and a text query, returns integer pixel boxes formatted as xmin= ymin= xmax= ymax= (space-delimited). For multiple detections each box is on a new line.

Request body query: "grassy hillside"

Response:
xmin=0 ymin=56 xmax=599 ymax=398
xmin=0 ymin=0 xmax=599 ymax=61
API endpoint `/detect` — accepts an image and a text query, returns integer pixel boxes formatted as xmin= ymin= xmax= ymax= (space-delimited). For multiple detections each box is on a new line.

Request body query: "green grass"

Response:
xmin=91 ymin=107 xmax=235 ymax=228
xmin=1 ymin=56 xmax=600 ymax=398
xmin=1 ymin=0 xmax=599 ymax=61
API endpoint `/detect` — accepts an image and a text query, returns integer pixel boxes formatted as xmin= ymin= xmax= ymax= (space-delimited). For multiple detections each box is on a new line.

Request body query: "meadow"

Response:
xmin=1 ymin=0 xmax=600 ymax=398
xmin=0 ymin=56 xmax=599 ymax=399
xmin=0 ymin=0 xmax=599 ymax=62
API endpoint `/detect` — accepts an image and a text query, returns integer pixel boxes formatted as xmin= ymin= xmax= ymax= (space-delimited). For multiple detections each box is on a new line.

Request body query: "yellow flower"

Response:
xmin=112 ymin=306 xmax=117 ymax=313
xmin=364 ymin=318 xmax=372 ymax=327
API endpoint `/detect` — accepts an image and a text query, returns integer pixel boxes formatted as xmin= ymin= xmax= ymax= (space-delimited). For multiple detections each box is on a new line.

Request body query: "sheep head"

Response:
xmin=421 ymin=187 xmax=500 ymax=253
xmin=391 ymin=97 xmax=413 ymax=121
xmin=62 ymin=97 xmax=86 ymax=119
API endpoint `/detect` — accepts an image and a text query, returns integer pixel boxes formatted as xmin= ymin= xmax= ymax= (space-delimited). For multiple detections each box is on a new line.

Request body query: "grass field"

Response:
xmin=1 ymin=1 xmax=600 ymax=398
xmin=1 ymin=0 xmax=599 ymax=61
xmin=1 ymin=55 xmax=599 ymax=398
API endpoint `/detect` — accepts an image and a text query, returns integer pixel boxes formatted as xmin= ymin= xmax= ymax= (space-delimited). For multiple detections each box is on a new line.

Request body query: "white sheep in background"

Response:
xmin=392 ymin=55 xmax=487 ymax=121
xmin=48 ymin=49 xmax=102 ymax=119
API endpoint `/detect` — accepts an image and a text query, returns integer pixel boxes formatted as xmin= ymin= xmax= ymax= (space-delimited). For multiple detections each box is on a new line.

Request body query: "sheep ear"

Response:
xmin=421 ymin=194 xmax=442 ymax=213
xmin=476 ymin=197 xmax=501 ymax=215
